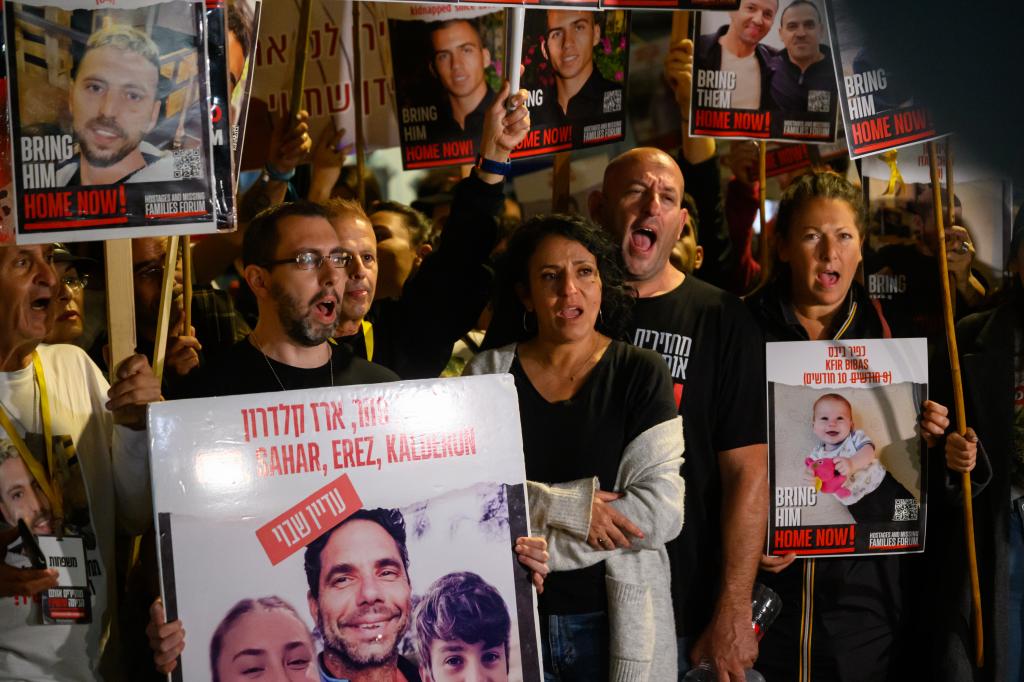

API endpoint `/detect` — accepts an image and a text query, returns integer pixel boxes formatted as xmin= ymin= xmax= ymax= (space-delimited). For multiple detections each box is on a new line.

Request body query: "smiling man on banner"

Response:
xmin=56 ymin=25 xmax=177 ymax=187
xmin=696 ymin=0 xmax=779 ymax=110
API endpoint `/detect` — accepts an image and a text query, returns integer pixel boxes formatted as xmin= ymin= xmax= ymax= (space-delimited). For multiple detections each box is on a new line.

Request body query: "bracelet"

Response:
xmin=263 ymin=163 xmax=296 ymax=182
xmin=475 ymin=154 xmax=511 ymax=177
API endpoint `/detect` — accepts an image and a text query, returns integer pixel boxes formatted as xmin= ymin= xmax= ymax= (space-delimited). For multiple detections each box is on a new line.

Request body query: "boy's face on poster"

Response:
xmin=812 ymin=398 xmax=853 ymax=446
xmin=70 ymin=45 xmax=161 ymax=168
xmin=0 ymin=454 xmax=55 ymax=534
xmin=430 ymin=22 xmax=490 ymax=99
xmin=309 ymin=519 xmax=412 ymax=669
xmin=777 ymin=197 xmax=862 ymax=311
xmin=215 ymin=608 xmax=317 ymax=682
xmin=729 ymin=0 xmax=778 ymax=48
xmin=427 ymin=638 xmax=509 ymax=682
xmin=779 ymin=3 xmax=822 ymax=62
xmin=542 ymin=11 xmax=600 ymax=81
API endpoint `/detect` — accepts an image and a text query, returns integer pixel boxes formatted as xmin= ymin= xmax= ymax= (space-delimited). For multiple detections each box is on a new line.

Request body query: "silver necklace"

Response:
xmin=250 ymin=334 xmax=334 ymax=391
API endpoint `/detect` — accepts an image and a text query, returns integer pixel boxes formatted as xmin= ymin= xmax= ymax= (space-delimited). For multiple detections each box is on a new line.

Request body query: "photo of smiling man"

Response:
xmin=690 ymin=0 xmax=840 ymax=141
xmin=5 ymin=0 xmax=217 ymax=242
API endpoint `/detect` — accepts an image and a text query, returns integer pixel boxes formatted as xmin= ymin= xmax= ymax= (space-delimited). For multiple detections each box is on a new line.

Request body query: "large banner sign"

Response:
xmin=388 ymin=5 xmax=629 ymax=170
xmin=4 ymin=0 xmax=217 ymax=243
xmin=767 ymin=339 xmax=928 ymax=558
xmin=826 ymin=0 xmax=946 ymax=158
xmin=242 ymin=0 xmax=399 ymax=171
xmin=689 ymin=0 xmax=840 ymax=143
xmin=150 ymin=375 xmax=543 ymax=682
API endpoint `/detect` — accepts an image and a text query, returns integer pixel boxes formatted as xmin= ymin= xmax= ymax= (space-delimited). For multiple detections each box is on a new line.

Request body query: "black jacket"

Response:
xmin=767 ymin=44 xmax=838 ymax=114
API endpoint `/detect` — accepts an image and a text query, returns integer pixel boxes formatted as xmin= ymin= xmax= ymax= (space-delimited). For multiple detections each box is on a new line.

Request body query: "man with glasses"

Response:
xmin=180 ymin=200 xmax=397 ymax=398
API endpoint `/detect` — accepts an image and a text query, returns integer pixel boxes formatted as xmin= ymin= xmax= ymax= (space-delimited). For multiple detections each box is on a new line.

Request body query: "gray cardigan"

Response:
xmin=464 ymin=344 xmax=685 ymax=682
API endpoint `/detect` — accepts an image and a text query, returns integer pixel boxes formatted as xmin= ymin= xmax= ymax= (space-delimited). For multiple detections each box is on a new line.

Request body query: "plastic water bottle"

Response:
xmin=682 ymin=583 xmax=781 ymax=681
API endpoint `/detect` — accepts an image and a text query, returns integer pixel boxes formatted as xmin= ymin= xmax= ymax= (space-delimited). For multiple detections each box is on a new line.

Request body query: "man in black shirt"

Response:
xmin=183 ymin=200 xmax=397 ymax=397
xmin=536 ymin=10 xmax=621 ymax=127
xmin=767 ymin=0 xmax=837 ymax=115
xmin=589 ymin=146 xmax=768 ymax=681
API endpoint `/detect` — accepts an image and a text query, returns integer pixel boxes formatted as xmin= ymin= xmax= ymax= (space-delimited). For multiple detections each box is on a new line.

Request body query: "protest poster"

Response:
xmin=601 ymin=0 xmax=738 ymax=9
xmin=387 ymin=4 xmax=506 ymax=169
xmin=206 ymin=0 xmax=235 ymax=228
xmin=767 ymin=338 xmax=928 ymax=557
xmin=4 ymin=0 xmax=217 ymax=244
xmin=762 ymin=140 xmax=847 ymax=177
xmin=861 ymin=143 xmax=1011 ymax=339
xmin=242 ymin=0 xmax=398 ymax=171
xmin=227 ymin=0 xmax=260 ymax=179
xmin=517 ymin=8 xmax=629 ymax=156
xmin=689 ymin=0 xmax=840 ymax=143
xmin=512 ymin=151 xmax=606 ymax=219
xmin=150 ymin=374 xmax=543 ymax=682
xmin=826 ymin=0 xmax=945 ymax=158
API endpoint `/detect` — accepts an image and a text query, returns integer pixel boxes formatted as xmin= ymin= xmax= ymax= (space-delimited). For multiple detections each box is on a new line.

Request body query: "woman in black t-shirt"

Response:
xmin=746 ymin=171 xmax=951 ymax=682
xmin=465 ymin=214 xmax=684 ymax=681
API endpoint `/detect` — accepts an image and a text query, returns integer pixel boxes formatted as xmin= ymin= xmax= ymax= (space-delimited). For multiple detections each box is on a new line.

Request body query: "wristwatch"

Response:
xmin=474 ymin=154 xmax=512 ymax=177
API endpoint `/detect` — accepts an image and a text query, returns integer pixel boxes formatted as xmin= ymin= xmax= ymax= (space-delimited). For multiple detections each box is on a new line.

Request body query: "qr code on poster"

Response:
xmin=603 ymin=89 xmax=622 ymax=114
xmin=807 ymin=90 xmax=831 ymax=113
xmin=893 ymin=498 xmax=918 ymax=522
xmin=173 ymin=148 xmax=203 ymax=179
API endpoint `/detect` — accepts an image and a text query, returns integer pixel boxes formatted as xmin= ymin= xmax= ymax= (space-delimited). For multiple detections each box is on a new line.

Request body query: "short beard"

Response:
xmin=74 ymin=117 xmax=146 ymax=168
xmin=270 ymin=282 xmax=336 ymax=347
xmin=317 ymin=612 xmax=402 ymax=671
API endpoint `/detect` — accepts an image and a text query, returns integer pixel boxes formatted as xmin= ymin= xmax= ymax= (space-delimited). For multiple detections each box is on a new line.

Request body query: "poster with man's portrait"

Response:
xmin=518 ymin=8 xmax=629 ymax=155
xmin=766 ymin=339 xmax=928 ymax=558
xmin=689 ymin=0 xmax=840 ymax=143
xmin=4 ymin=0 xmax=217 ymax=244
xmin=387 ymin=4 xmax=506 ymax=170
xmin=825 ymin=0 xmax=946 ymax=158
xmin=150 ymin=375 xmax=543 ymax=682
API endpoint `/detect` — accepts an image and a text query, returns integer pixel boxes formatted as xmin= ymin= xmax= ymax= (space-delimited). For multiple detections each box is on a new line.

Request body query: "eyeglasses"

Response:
xmin=60 ymin=274 xmax=89 ymax=291
xmin=264 ymin=251 xmax=351 ymax=271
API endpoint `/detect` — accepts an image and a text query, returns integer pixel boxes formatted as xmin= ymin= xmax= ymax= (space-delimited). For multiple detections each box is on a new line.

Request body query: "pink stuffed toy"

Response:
xmin=805 ymin=457 xmax=851 ymax=498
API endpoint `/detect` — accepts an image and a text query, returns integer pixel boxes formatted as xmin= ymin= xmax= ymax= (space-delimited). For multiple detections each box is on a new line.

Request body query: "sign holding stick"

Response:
xmin=927 ymin=140 xmax=983 ymax=668
xmin=152 ymin=236 xmax=181 ymax=385
xmin=290 ymin=0 xmax=315 ymax=121
xmin=505 ymin=7 xmax=525 ymax=108
xmin=103 ymin=240 xmax=135 ymax=387
xmin=352 ymin=0 xmax=366 ymax=206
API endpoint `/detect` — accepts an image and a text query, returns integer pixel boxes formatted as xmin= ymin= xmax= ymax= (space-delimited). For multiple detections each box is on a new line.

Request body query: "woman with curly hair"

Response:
xmin=466 ymin=214 xmax=685 ymax=681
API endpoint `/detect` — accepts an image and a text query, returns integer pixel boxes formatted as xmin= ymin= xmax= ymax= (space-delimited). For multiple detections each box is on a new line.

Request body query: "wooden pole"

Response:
xmin=181 ymin=236 xmax=192 ymax=334
xmin=928 ymin=140 xmax=983 ymax=668
xmin=552 ymin=152 xmax=571 ymax=214
xmin=352 ymin=1 xmax=366 ymax=206
xmin=289 ymin=0 xmax=315 ymax=121
xmin=152 ymin=236 xmax=180 ymax=384
xmin=758 ymin=141 xmax=769 ymax=280
xmin=670 ymin=10 xmax=689 ymax=44
xmin=945 ymin=138 xmax=957 ymax=317
xmin=104 ymin=240 xmax=135 ymax=390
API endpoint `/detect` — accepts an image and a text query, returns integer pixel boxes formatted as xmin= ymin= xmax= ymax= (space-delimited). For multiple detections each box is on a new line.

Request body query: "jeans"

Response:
xmin=541 ymin=611 xmax=609 ymax=681
xmin=1010 ymin=500 xmax=1024 ymax=681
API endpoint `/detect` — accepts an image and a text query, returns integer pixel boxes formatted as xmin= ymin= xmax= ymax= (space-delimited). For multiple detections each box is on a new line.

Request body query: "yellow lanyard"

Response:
xmin=361 ymin=320 xmax=374 ymax=362
xmin=0 ymin=351 xmax=62 ymax=523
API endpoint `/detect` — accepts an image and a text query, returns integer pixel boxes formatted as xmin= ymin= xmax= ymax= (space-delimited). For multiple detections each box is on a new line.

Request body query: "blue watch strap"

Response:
xmin=475 ymin=154 xmax=511 ymax=176
xmin=264 ymin=163 xmax=296 ymax=182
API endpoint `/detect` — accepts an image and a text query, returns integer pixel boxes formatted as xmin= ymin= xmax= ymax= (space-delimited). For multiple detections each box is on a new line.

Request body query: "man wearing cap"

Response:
xmin=56 ymin=24 xmax=176 ymax=186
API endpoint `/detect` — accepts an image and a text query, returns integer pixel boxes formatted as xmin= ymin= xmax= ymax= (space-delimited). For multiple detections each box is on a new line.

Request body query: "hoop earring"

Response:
xmin=522 ymin=310 xmax=535 ymax=333
xmin=598 ymin=309 xmax=605 ymax=327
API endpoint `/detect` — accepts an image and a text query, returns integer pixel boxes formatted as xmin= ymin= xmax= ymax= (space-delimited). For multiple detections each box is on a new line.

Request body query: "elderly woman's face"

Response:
xmin=521 ymin=235 xmax=602 ymax=343
xmin=778 ymin=197 xmax=862 ymax=311
xmin=216 ymin=608 xmax=316 ymax=682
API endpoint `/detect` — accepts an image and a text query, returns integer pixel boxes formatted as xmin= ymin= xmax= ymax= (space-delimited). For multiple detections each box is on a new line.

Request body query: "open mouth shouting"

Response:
xmin=310 ymin=291 xmax=338 ymax=324
xmin=556 ymin=305 xmax=584 ymax=321
xmin=30 ymin=295 xmax=52 ymax=314
xmin=816 ymin=270 xmax=840 ymax=289
xmin=629 ymin=222 xmax=658 ymax=256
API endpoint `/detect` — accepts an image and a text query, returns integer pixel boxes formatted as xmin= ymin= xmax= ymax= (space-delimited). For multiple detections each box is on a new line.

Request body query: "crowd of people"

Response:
xmin=0 ymin=4 xmax=1018 ymax=682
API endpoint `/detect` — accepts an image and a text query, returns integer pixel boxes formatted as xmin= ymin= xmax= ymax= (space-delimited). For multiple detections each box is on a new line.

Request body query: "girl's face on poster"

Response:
xmin=778 ymin=197 xmax=863 ymax=312
xmin=215 ymin=609 xmax=317 ymax=682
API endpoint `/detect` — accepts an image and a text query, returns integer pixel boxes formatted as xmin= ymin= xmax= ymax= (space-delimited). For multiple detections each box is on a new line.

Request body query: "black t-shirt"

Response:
xmin=511 ymin=340 xmax=677 ymax=615
xmin=180 ymin=336 xmax=398 ymax=399
xmin=628 ymin=275 xmax=767 ymax=635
